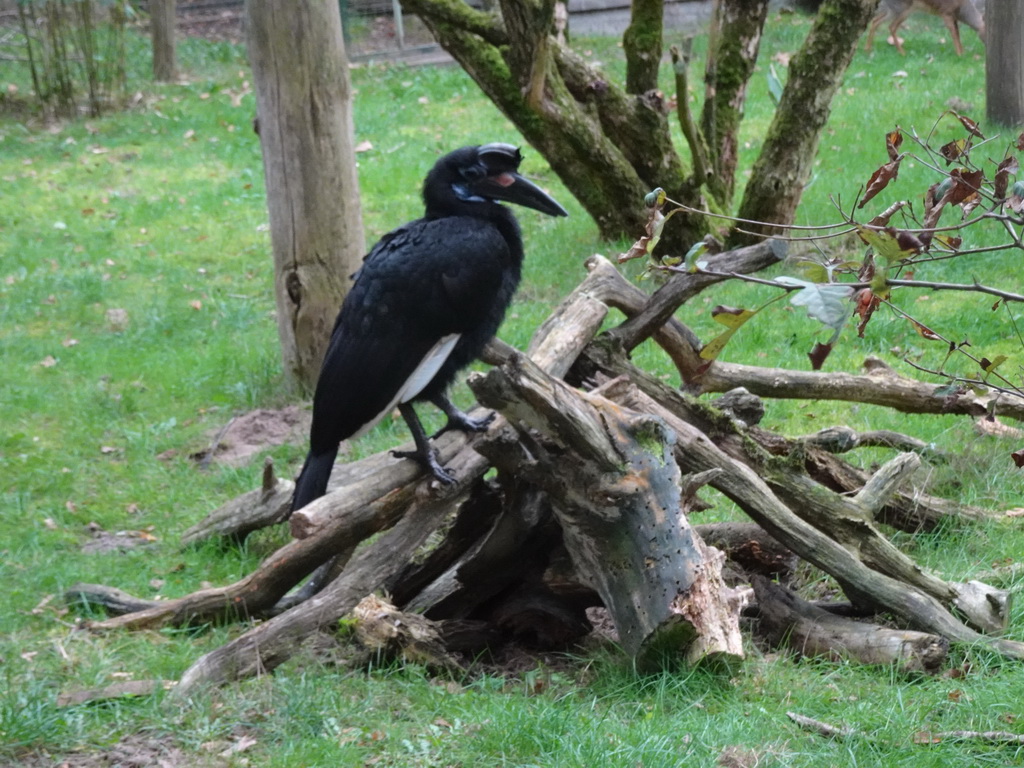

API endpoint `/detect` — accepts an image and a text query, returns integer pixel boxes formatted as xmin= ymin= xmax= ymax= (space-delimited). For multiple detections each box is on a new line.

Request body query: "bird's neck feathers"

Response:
xmin=423 ymin=190 xmax=525 ymax=262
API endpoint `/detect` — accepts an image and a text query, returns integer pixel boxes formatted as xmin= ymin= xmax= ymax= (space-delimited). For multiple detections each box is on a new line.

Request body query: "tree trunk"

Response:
xmin=735 ymin=0 xmax=878 ymax=243
xmin=401 ymin=0 xmax=708 ymax=247
xmin=623 ymin=0 xmax=663 ymax=94
xmin=469 ymin=353 xmax=745 ymax=664
xmin=700 ymin=0 xmax=771 ymax=205
xmin=986 ymin=0 xmax=1024 ymax=128
xmin=246 ymin=0 xmax=364 ymax=394
xmin=150 ymin=0 xmax=176 ymax=82
xmin=403 ymin=0 xmax=876 ymax=249
xmin=753 ymin=576 xmax=950 ymax=673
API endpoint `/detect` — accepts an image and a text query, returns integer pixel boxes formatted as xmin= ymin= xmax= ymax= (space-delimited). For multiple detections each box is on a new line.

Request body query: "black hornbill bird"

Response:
xmin=290 ymin=143 xmax=567 ymax=513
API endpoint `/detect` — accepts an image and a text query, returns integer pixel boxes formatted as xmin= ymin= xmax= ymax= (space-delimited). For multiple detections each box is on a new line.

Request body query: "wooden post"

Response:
xmin=246 ymin=0 xmax=364 ymax=393
xmin=150 ymin=0 xmax=176 ymax=82
xmin=986 ymin=0 xmax=1024 ymax=128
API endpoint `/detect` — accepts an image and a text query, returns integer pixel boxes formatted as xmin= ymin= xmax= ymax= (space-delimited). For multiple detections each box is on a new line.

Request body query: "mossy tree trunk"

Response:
xmin=403 ymin=0 xmax=876 ymax=250
xmin=700 ymin=0 xmax=771 ymax=206
xmin=402 ymin=0 xmax=703 ymax=248
xmin=734 ymin=0 xmax=879 ymax=243
xmin=623 ymin=0 xmax=663 ymax=94
xmin=246 ymin=0 xmax=364 ymax=394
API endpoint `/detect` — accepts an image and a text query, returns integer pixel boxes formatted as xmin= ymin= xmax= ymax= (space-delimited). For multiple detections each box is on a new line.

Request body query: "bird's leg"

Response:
xmin=430 ymin=393 xmax=495 ymax=437
xmin=391 ymin=402 xmax=457 ymax=484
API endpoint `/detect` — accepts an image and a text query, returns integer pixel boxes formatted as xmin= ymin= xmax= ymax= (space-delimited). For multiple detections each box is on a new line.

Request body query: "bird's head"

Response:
xmin=423 ymin=143 xmax=568 ymax=219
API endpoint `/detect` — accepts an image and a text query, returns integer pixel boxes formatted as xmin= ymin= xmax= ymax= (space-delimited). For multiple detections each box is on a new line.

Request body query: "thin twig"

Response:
xmin=679 ymin=268 xmax=1024 ymax=304
xmin=786 ymin=711 xmax=855 ymax=739
xmin=929 ymin=730 xmax=1024 ymax=746
xmin=663 ymin=197 xmax=853 ymax=232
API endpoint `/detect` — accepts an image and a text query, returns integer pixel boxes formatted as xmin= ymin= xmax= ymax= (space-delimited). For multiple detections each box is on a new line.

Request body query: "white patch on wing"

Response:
xmin=350 ymin=333 xmax=461 ymax=439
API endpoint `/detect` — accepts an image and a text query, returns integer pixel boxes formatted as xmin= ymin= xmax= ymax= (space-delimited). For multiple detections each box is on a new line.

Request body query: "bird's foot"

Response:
xmin=432 ymin=409 xmax=496 ymax=439
xmin=390 ymin=447 xmax=457 ymax=485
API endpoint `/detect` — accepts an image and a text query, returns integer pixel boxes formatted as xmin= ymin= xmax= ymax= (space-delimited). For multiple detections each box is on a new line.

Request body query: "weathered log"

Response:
xmin=469 ymin=354 xmax=745 ymax=665
xmin=401 ymin=479 xmax=553 ymax=618
xmin=167 ymin=272 xmax=620 ymax=687
xmin=575 ymin=254 xmax=709 ymax=379
xmin=753 ymin=576 xmax=949 ymax=674
xmin=64 ymin=583 xmax=160 ymax=617
xmin=389 ymin=480 xmax=507 ymax=609
xmin=174 ymin=472 xmax=480 ymax=696
xmin=606 ymin=239 xmax=787 ymax=355
xmin=710 ymin=387 xmax=765 ymax=427
xmin=288 ymin=429 xmax=472 ymax=540
xmin=86 ymin=481 xmax=419 ymax=631
xmin=592 ymin=372 xmax=1024 ymax=659
xmin=603 ymin=364 xmax=1011 ymax=633
xmin=796 ymin=425 xmax=940 ymax=458
xmin=750 ymin=425 xmax=991 ymax=532
xmin=73 ymin=249 xmax=1024 ymax=689
xmin=853 ymin=452 xmax=922 ymax=512
xmin=703 ymin=357 xmax=1024 ymax=421
xmin=578 ymin=333 xmax=996 ymax=534
xmin=762 ymin=457 xmax=1010 ymax=635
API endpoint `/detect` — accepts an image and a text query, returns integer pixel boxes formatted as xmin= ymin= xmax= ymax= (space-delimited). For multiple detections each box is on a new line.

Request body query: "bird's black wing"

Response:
xmin=307 ymin=216 xmax=509 ymax=453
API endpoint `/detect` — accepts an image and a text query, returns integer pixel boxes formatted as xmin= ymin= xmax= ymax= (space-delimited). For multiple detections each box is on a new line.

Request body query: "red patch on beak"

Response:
xmin=494 ymin=172 xmax=516 ymax=187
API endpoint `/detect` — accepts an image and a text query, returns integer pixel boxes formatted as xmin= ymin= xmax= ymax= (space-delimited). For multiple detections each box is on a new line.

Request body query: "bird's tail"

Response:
xmin=291 ymin=448 xmax=339 ymax=513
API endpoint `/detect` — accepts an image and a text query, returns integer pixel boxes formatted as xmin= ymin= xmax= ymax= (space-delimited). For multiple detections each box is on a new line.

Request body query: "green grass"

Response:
xmin=2 ymin=9 xmax=1023 ymax=767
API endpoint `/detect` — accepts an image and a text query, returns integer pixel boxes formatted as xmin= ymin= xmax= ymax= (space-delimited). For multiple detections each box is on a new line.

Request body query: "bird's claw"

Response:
xmin=390 ymin=448 xmax=457 ymax=485
xmin=431 ymin=409 xmax=496 ymax=439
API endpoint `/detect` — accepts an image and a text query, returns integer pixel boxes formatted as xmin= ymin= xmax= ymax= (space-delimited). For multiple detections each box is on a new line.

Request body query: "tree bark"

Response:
xmin=623 ymin=0 xmax=663 ymax=94
xmin=150 ymin=0 xmax=176 ymax=82
xmin=180 ymin=457 xmax=293 ymax=546
xmin=986 ymin=0 xmax=1024 ymax=128
xmin=246 ymin=0 xmax=364 ymax=394
xmin=735 ymin=0 xmax=878 ymax=243
xmin=583 ymin=254 xmax=1024 ymax=424
xmin=592 ymin=372 xmax=1024 ymax=658
xmin=700 ymin=0 xmax=771 ymax=205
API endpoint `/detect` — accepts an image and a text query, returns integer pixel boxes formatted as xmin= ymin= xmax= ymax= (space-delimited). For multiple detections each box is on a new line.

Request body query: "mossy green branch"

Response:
xmin=623 ymin=0 xmax=664 ymax=95
xmin=400 ymin=0 xmax=506 ymax=46
xmin=735 ymin=0 xmax=878 ymax=243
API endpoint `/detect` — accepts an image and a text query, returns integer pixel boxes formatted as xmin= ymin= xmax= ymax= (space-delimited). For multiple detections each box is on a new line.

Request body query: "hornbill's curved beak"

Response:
xmin=472 ymin=143 xmax=569 ymax=217
xmin=472 ymin=171 xmax=569 ymax=217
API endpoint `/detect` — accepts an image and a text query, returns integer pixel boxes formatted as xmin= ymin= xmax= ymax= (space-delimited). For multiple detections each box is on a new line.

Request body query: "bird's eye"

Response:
xmin=461 ymin=165 xmax=486 ymax=182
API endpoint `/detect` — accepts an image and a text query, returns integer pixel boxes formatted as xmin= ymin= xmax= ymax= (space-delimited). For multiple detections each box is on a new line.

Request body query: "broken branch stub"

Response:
xmin=180 ymin=456 xmax=294 ymax=546
xmin=469 ymin=354 xmax=743 ymax=665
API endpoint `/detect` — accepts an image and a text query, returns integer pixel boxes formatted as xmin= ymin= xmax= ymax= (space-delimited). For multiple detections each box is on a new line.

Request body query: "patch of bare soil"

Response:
xmin=176 ymin=0 xmax=244 ymax=44
xmin=80 ymin=522 xmax=157 ymax=554
xmin=192 ymin=405 xmax=310 ymax=467
xmin=15 ymin=732 xmax=222 ymax=768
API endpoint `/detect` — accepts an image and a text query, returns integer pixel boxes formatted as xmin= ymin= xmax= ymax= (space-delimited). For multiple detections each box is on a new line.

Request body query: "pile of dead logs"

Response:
xmin=67 ymin=242 xmax=1022 ymax=695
